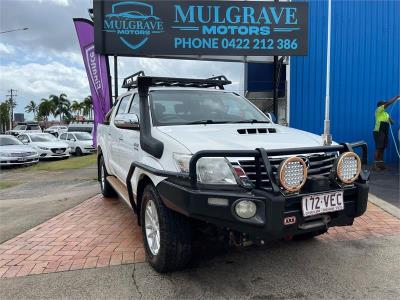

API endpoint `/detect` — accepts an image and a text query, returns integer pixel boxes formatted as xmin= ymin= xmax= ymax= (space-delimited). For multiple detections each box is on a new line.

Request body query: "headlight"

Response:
xmin=235 ymin=200 xmax=257 ymax=219
xmin=38 ymin=146 xmax=49 ymax=150
xmin=197 ymin=157 xmax=237 ymax=185
xmin=0 ymin=152 xmax=12 ymax=157
xmin=336 ymin=152 xmax=361 ymax=184
xmin=278 ymin=156 xmax=307 ymax=192
xmin=173 ymin=153 xmax=191 ymax=173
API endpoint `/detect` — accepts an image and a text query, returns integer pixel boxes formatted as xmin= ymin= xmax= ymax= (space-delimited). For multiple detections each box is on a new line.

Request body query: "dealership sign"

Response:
xmin=94 ymin=0 xmax=308 ymax=58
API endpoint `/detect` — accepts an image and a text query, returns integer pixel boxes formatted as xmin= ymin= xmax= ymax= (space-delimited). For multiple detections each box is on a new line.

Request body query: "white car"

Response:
xmin=17 ymin=133 xmax=71 ymax=159
xmin=43 ymin=125 xmax=68 ymax=137
xmin=6 ymin=123 xmax=42 ymax=137
xmin=97 ymin=73 xmax=369 ymax=273
xmin=59 ymin=132 xmax=95 ymax=155
xmin=0 ymin=135 xmax=39 ymax=167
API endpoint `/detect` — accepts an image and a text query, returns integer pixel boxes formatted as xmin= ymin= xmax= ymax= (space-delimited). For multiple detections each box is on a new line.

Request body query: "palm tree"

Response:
xmin=83 ymin=96 xmax=93 ymax=120
xmin=0 ymin=101 xmax=10 ymax=132
xmin=25 ymin=101 xmax=39 ymax=120
xmin=49 ymin=93 xmax=70 ymax=123
xmin=71 ymin=101 xmax=81 ymax=118
xmin=37 ymin=98 xmax=54 ymax=127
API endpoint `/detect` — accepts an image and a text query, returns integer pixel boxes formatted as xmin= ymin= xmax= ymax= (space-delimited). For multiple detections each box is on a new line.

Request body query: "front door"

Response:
xmin=110 ymin=94 xmax=132 ymax=181
xmin=118 ymin=94 xmax=140 ymax=181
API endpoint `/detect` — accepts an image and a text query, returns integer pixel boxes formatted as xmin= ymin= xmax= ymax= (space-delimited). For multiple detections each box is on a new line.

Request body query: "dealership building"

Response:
xmin=246 ymin=0 xmax=399 ymax=163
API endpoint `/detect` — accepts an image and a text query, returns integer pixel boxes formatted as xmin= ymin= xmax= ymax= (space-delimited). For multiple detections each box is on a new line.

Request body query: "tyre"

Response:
xmin=140 ymin=184 xmax=192 ymax=273
xmin=75 ymin=147 xmax=83 ymax=156
xmin=293 ymin=229 xmax=327 ymax=241
xmin=99 ymin=155 xmax=117 ymax=197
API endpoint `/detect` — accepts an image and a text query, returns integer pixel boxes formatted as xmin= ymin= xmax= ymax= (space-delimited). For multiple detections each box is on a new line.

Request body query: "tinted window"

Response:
xmin=67 ymin=134 xmax=75 ymax=140
xmin=30 ymin=134 xmax=57 ymax=142
xmin=18 ymin=135 xmax=29 ymax=143
xmin=14 ymin=125 xmax=26 ymax=130
xmin=75 ymin=132 xmax=92 ymax=141
xmin=150 ymin=91 xmax=269 ymax=126
xmin=128 ymin=94 xmax=139 ymax=114
xmin=27 ymin=125 xmax=40 ymax=130
xmin=116 ymin=95 xmax=131 ymax=116
xmin=60 ymin=133 xmax=67 ymax=140
xmin=0 ymin=136 xmax=22 ymax=146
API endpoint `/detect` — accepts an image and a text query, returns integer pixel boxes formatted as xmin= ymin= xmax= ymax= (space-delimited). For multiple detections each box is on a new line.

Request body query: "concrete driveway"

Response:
xmin=1 ymin=235 xmax=399 ymax=299
xmin=0 ymin=162 xmax=99 ymax=243
xmin=0 ymin=193 xmax=399 ymax=299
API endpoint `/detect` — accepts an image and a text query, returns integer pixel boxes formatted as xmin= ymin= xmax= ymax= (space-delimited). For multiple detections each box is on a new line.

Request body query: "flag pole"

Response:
xmin=323 ymin=0 xmax=332 ymax=145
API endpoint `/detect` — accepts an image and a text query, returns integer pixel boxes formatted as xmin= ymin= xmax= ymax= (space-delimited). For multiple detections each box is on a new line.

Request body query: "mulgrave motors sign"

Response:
xmin=94 ymin=0 xmax=308 ymax=57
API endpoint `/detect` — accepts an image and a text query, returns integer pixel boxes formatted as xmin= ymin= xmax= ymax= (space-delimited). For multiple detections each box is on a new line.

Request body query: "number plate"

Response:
xmin=55 ymin=150 xmax=64 ymax=154
xmin=18 ymin=157 xmax=27 ymax=162
xmin=302 ymin=191 xmax=344 ymax=217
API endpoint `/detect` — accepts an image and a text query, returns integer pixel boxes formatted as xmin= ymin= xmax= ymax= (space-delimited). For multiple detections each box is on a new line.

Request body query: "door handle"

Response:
xmin=119 ymin=137 xmax=123 ymax=141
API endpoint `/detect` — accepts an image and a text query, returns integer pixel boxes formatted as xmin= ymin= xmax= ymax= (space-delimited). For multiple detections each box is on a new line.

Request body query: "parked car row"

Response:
xmin=0 ymin=131 xmax=95 ymax=168
xmin=5 ymin=122 xmax=94 ymax=137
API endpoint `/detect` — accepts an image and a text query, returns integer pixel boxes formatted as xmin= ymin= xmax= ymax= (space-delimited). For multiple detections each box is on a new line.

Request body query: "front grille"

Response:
xmin=238 ymin=153 xmax=337 ymax=191
xmin=11 ymin=153 xmax=30 ymax=157
xmin=51 ymin=148 xmax=66 ymax=154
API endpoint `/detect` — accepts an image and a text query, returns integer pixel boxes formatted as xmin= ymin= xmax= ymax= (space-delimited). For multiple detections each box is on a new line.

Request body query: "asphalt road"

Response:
xmin=0 ymin=164 xmax=100 ymax=243
xmin=1 ymin=235 xmax=399 ymax=299
xmin=369 ymin=165 xmax=400 ymax=208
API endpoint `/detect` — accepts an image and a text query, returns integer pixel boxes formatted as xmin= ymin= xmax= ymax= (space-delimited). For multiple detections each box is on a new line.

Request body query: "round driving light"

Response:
xmin=278 ymin=156 xmax=307 ymax=192
xmin=336 ymin=152 xmax=361 ymax=184
xmin=235 ymin=200 xmax=257 ymax=219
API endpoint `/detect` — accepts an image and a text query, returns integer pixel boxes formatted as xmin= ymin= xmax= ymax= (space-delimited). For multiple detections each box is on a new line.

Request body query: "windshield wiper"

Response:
xmin=230 ymin=119 xmax=270 ymax=124
xmin=186 ymin=120 xmax=230 ymax=125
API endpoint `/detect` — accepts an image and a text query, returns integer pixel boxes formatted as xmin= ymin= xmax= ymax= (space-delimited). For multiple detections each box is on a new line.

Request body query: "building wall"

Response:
xmin=290 ymin=0 xmax=400 ymax=163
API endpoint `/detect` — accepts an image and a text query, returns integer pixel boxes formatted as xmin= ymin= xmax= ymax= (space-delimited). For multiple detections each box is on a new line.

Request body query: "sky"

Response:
xmin=0 ymin=0 xmax=244 ymax=120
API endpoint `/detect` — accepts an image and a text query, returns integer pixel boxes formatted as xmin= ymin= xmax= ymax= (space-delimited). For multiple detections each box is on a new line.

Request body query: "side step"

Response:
xmin=106 ymin=176 xmax=132 ymax=208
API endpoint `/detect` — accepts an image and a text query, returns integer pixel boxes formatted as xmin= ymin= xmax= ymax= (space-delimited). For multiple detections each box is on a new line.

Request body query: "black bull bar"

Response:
xmin=125 ymin=142 xmax=368 ymax=213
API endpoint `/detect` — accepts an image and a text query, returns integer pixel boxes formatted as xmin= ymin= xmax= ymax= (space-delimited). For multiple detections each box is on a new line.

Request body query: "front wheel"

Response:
xmin=75 ymin=147 xmax=83 ymax=156
xmin=140 ymin=184 xmax=192 ymax=273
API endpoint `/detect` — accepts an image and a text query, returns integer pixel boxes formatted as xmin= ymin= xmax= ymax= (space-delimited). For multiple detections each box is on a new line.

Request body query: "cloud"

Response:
xmin=0 ymin=43 xmax=14 ymax=55
xmin=0 ymin=61 xmax=91 ymax=120
xmin=0 ymin=0 xmax=245 ymax=120
xmin=30 ymin=0 xmax=70 ymax=6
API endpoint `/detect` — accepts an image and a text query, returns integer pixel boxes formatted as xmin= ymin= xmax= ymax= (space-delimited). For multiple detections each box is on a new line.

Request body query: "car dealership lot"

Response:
xmin=0 ymin=193 xmax=399 ymax=299
xmin=0 ymin=155 xmax=99 ymax=244
xmin=0 ymin=162 xmax=399 ymax=299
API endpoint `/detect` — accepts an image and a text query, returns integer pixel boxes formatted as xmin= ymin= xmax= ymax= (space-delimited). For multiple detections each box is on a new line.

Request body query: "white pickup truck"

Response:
xmin=97 ymin=72 xmax=369 ymax=273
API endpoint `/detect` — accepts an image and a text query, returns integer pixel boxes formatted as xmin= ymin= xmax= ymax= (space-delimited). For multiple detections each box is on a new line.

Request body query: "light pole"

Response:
xmin=0 ymin=27 xmax=29 ymax=35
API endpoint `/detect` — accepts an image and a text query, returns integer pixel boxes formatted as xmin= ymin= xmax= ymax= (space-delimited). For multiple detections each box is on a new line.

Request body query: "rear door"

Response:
xmin=66 ymin=133 xmax=77 ymax=151
xmin=109 ymin=94 xmax=132 ymax=181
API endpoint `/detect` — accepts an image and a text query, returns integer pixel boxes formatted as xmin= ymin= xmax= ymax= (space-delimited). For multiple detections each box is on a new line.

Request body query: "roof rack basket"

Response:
xmin=121 ymin=71 xmax=232 ymax=91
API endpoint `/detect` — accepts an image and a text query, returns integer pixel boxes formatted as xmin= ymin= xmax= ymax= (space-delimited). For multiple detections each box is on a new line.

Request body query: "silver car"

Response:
xmin=0 ymin=135 xmax=39 ymax=167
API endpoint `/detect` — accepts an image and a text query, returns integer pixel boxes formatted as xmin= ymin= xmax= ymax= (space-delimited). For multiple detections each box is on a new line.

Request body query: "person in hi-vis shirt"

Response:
xmin=372 ymin=95 xmax=399 ymax=170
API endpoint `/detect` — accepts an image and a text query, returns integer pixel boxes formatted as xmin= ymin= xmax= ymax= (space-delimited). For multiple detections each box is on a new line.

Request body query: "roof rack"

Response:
xmin=121 ymin=71 xmax=232 ymax=91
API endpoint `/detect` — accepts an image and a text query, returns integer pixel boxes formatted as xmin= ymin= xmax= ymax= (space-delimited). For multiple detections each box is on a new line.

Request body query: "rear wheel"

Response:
xmin=99 ymin=155 xmax=117 ymax=197
xmin=140 ymin=184 xmax=192 ymax=273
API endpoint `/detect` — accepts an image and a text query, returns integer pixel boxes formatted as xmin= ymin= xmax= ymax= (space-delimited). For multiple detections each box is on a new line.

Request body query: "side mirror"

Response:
xmin=266 ymin=112 xmax=277 ymax=123
xmin=114 ymin=114 xmax=140 ymax=130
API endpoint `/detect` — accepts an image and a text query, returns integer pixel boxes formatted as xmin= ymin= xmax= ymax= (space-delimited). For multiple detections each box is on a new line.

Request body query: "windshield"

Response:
xmin=74 ymin=132 xmax=92 ymax=141
xmin=30 ymin=134 xmax=57 ymax=142
xmin=0 ymin=136 xmax=23 ymax=146
xmin=150 ymin=90 xmax=269 ymax=126
xmin=13 ymin=125 xmax=27 ymax=130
